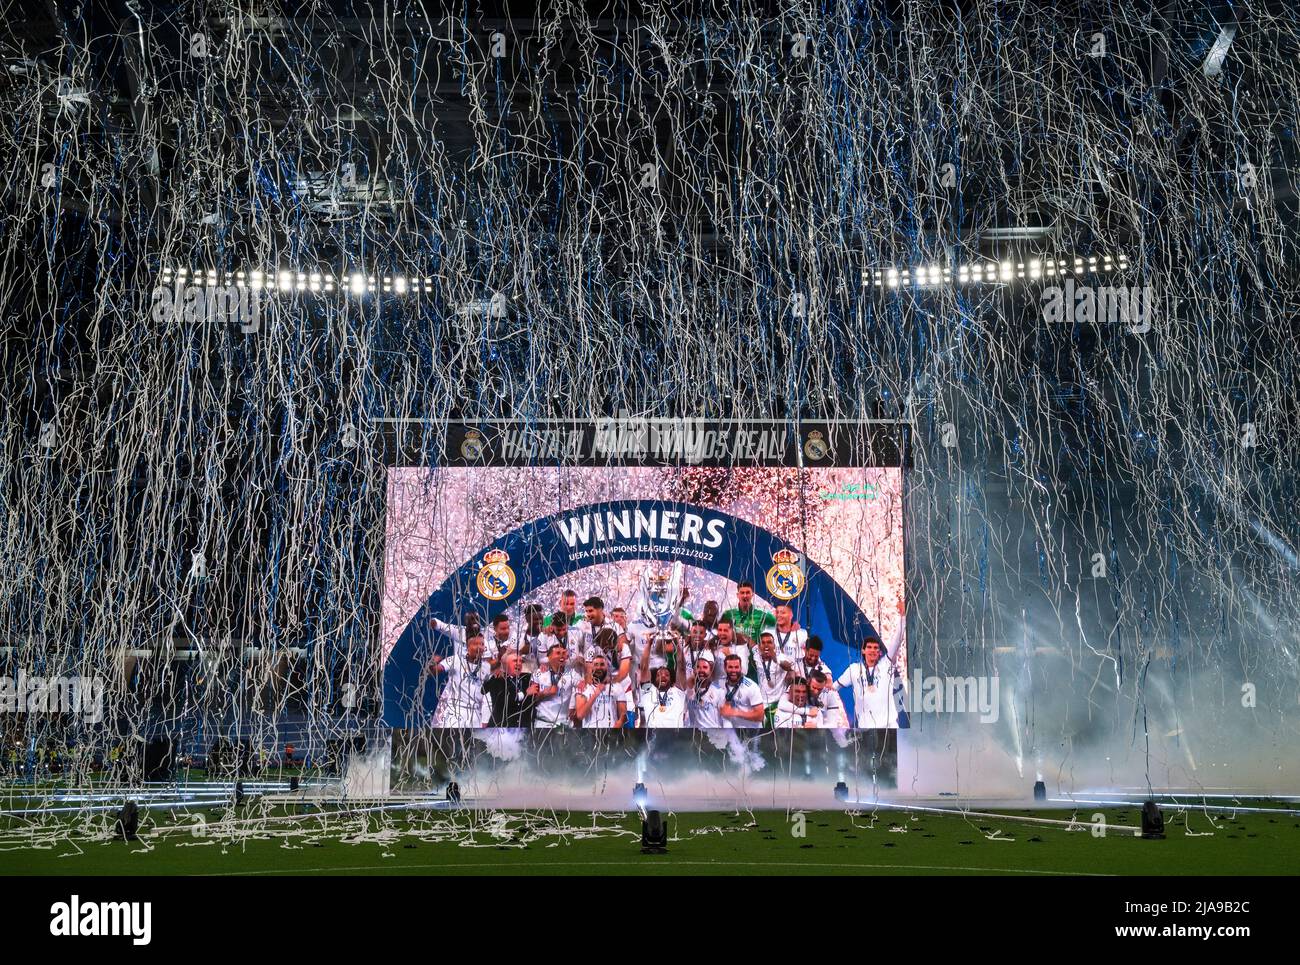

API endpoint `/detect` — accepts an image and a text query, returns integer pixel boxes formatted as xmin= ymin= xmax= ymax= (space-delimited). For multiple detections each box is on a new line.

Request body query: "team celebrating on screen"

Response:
xmin=427 ymin=582 xmax=905 ymax=731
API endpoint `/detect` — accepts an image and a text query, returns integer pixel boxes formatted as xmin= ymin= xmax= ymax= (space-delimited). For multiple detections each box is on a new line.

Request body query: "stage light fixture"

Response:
xmin=1140 ymin=800 xmax=1166 ymax=839
xmin=834 ymin=781 xmax=849 ymax=801
xmin=446 ymin=781 xmax=460 ymax=804
xmin=1033 ymin=780 xmax=1046 ymax=801
xmin=640 ymin=809 xmax=668 ymax=854
xmin=114 ymin=800 xmax=139 ymax=841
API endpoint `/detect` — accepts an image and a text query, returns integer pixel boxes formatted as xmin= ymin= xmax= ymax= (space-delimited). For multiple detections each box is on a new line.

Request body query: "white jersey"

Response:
xmin=809 ymin=687 xmax=849 ymax=728
xmin=774 ymin=699 xmax=818 ymax=728
xmin=712 ymin=677 xmax=766 ymax=729
xmin=577 ymin=679 xmax=629 ymax=728
xmin=432 ymin=619 xmax=499 ymax=660
xmin=685 ymin=680 xmax=722 ymax=728
xmin=533 ymin=666 xmax=583 ymax=727
xmin=712 ymin=642 xmax=752 ymax=680
xmin=581 ymin=639 xmax=633 ymax=686
xmin=624 ymin=621 xmax=682 ymax=670
xmin=794 ymin=657 xmax=832 ymax=681
xmin=637 ymin=684 xmax=688 ymax=728
xmin=680 ymin=643 xmax=718 ymax=676
xmin=516 ymin=630 xmax=549 ymax=670
xmin=752 ymin=653 xmax=796 ymax=704
xmin=837 ymin=658 xmax=901 ymax=728
xmin=483 ymin=634 xmax=514 ymax=661
xmin=766 ymin=626 xmax=807 ymax=661
xmin=434 ymin=654 xmax=491 ymax=727
xmin=570 ymin=619 xmax=617 ymax=651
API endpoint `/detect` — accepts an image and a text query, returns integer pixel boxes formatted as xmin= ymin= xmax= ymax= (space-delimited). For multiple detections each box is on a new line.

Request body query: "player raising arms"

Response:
xmin=580 ymin=625 xmax=633 ymax=688
xmin=636 ymin=639 xmax=689 ymax=728
xmin=835 ymin=599 xmax=907 ymax=729
xmin=429 ymin=612 xmax=495 ymax=664
xmin=428 ymin=633 xmax=492 ymax=728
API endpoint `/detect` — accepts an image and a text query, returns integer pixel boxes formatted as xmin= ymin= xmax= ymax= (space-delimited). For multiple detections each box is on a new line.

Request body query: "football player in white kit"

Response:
xmin=636 ymin=664 xmax=688 ymax=728
xmin=808 ymin=671 xmax=850 ymax=728
xmin=712 ymin=618 xmax=752 ymax=680
xmin=769 ymin=603 xmax=807 ymax=661
xmin=428 ymin=634 xmax=491 ymax=728
xmin=714 ymin=654 xmax=766 ymax=729
xmin=795 ymin=635 xmax=833 ymax=680
xmin=573 ymin=653 xmax=628 ymax=728
xmin=571 ymin=596 xmax=617 ymax=651
xmin=623 ymin=606 xmax=692 ymax=673
xmin=580 ymin=624 xmax=633 ymax=689
xmin=752 ymin=631 xmax=798 ymax=727
xmin=774 ymin=678 xmax=817 ymax=728
xmin=543 ymin=610 xmax=578 ymax=663
xmin=483 ymin=613 xmax=515 ymax=664
xmin=429 ymin=612 xmax=494 ymax=663
xmin=835 ymin=601 xmax=907 ymax=729
xmin=684 ymin=652 xmax=721 ymax=727
xmin=533 ymin=641 xmax=583 ymax=728
xmin=516 ymin=604 xmax=547 ymax=672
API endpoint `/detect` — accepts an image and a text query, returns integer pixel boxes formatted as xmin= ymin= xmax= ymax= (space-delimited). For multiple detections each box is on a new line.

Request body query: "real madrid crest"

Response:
xmin=460 ymin=429 xmax=487 ymax=462
xmin=476 ymin=548 xmax=516 ymax=600
xmin=765 ymin=548 xmax=805 ymax=600
xmin=803 ymin=429 xmax=828 ymax=461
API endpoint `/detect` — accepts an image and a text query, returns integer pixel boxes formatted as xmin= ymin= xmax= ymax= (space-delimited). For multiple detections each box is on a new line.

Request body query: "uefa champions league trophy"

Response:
xmin=639 ymin=561 xmax=686 ymax=650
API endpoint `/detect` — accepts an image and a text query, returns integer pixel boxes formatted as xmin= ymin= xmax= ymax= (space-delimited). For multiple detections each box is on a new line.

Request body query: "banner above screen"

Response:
xmin=376 ymin=417 xmax=909 ymax=467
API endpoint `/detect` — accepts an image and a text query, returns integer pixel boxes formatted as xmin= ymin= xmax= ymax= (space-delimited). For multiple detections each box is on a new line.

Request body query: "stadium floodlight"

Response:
xmin=349 ymin=273 xmax=367 ymax=295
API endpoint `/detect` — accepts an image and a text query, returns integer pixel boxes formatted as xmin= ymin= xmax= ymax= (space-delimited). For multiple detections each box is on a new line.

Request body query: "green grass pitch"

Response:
xmin=3 ymin=803 xmax=1297 ymax=875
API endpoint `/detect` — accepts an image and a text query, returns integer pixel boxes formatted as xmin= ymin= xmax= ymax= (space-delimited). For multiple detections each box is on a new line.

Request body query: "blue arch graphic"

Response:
xmin=382 ymin=499 xmax=881 ymax=726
